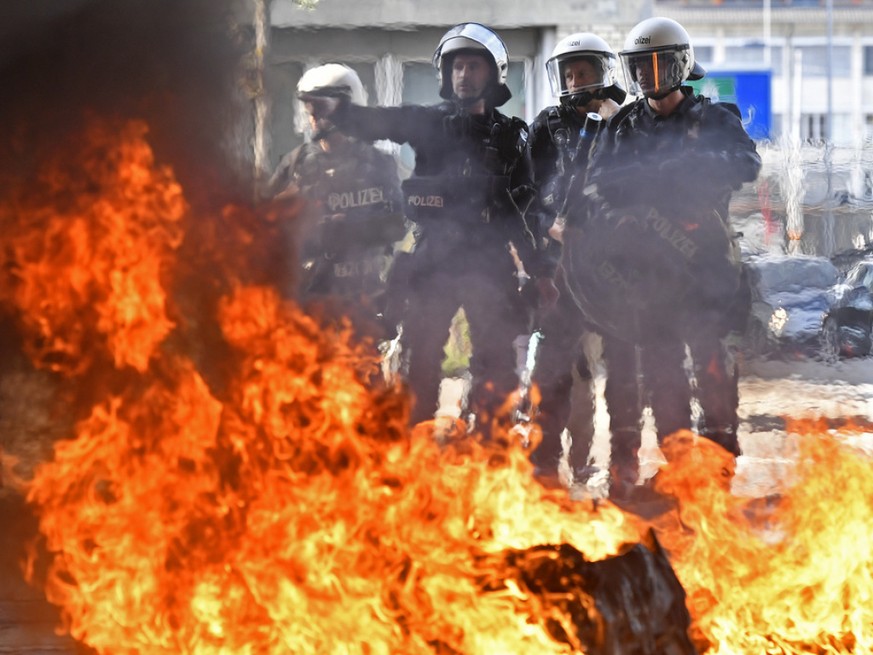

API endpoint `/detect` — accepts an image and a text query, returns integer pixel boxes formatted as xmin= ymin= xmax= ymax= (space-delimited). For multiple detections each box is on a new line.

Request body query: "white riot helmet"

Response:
xmin=618 ymin=17 xmax=705 ymax=99
xmin=297 ymin=63 xmax=367 ymax=106
xmin=433 ymin=22 xmax=512 ymax=107
xmin=545 ymin=32 xmax=626 ymax=107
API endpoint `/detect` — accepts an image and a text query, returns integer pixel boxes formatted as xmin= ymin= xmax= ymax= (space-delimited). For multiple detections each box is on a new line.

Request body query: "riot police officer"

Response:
xmin=312 ymin=24 xmax=539 ymax=434
xmin=526 ymin=33 xmax=626 ymax=484
xmin=267 ymin=64 xmax=406 ymax=332
xmin=564 ymin=17 xmax=761 ymax=499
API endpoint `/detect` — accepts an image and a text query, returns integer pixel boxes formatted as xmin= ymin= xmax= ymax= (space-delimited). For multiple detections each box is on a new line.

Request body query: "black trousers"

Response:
xmin=529 ymin=274 xmax=595 ymax=472
xmin=402 ymin=249 xmax=526 ymax=431
xmin=602 ymin=333 xmax=692 ymax=469
xmin=687 ymin=330 xmax=741 ymax=456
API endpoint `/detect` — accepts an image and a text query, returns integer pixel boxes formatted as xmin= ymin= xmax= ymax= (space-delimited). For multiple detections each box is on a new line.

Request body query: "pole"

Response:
xmin=825 ymin=0 xmax=833 ymax=143
xmin=791 ymin=49 xmax=802 ymax=142
xmin=252 ymin=0 xmax=271 ymax=198
xmin=825 ymin=0 xmax=834 ymax=249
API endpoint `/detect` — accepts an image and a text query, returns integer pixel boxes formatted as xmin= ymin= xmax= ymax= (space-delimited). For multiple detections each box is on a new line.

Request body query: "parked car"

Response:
xmin=743 ymin=254 xmax=840 ymax=360
xmin=822 ymin=259 xmax=873 ymax=359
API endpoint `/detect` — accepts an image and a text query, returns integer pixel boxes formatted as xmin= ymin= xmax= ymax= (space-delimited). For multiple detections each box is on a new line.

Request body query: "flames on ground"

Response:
xmin=1 ymin=118 xmax=871 ymax=654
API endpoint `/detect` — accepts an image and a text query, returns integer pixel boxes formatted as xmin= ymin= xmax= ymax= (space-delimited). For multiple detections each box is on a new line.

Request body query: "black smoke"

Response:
xmin=0 ymin=0 xmax=290 ymax=401
xmin=0 ymin=0 xmax=254 ymax=205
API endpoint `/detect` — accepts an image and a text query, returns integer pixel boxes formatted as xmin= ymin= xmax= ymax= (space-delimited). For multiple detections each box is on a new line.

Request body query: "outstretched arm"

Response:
xmin=322 ymin=98 xmax=436 ymax=148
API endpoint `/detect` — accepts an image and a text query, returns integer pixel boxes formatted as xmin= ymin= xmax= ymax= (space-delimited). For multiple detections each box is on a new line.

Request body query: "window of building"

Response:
xmin=797 ymin=45 xmax=851 ymax=77
xmin=723 ymin=44 xmax=783 ymax=76
xmin=801 ymin=113 xmax=827 ymax=142
xmin=831 ymin=113 xmax=852 ymax=144
xmin=399 ymin=62 xmax=441 ymax=173
xmin=864 ymin=46 xmax=873 ymax=76
xmin=503 ymin=63 xmax=527 ymax=120
xmin=694 ymin=45 xmax=714 ymax=65
xmin=347 ymin=62 xmax=378 ymax=106
xmin=401 ymin=61 xmax=441 ymax=106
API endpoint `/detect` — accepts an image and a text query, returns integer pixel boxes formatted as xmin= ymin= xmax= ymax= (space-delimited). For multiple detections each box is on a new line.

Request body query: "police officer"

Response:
xmin=526 ymin=33 xmax=626 ymax=484
xmin=267 ymin=64 xmax=406 ymax=332
xmin=312 ymin=24 xmax=539 ymax=434
xmin=564 ymin=17 xmax=761 ymax=499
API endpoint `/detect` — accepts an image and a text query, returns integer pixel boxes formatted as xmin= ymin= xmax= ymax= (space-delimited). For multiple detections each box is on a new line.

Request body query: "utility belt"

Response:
xmin=401 ymin=175 xmax=512 ymax=225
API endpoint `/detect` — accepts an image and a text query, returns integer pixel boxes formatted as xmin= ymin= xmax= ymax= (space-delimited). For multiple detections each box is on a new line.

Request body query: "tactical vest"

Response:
xmin=535 ymin=106 xmax=601 ymax=213
xmin=562 ymin=95 xmax=743 ymax=341
xmin=401 ymin=104 xmax=528 ymax=234
xmin=287 ymin=141 xmax=405 ymax=257
xmin=278 ymin=140 xmax=405 ymax=300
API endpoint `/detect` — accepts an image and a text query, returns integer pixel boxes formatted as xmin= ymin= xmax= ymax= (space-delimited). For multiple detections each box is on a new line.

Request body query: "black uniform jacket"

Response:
xmin=588 ymin=87 xmax=762 ymax=221
xmin=331 ymin=100 xmax=539 ymax=270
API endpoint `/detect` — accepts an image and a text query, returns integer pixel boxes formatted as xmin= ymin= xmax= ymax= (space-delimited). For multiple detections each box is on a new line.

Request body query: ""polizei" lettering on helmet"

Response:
xmin=634 ymin=36 xmax=652 ymax=45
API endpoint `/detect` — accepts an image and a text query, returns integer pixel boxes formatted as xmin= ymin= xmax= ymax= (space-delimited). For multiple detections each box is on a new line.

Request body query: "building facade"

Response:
xmin=657 ymin=0 xmax=873 ymax=145
xmin=265 ymin=0 xmax=650 ymax=171
xmin=265 ymin=0 xmax=873 ymax=172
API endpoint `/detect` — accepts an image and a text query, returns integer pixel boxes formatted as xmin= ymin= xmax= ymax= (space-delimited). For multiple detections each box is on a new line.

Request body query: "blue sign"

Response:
xmin=687 ymin=68 xmax=772 ymax=141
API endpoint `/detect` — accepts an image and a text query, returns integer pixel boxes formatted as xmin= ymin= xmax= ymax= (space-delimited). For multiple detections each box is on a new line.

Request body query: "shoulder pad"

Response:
xmin=531 ymin=106 xmax=565 ymax=141
xmin=546 ymin=105 xmax=564 ymax=123
xmin=531 ymin=107 xmax=557 ymax=131
xmin=494 ymin=112 xmax=527 ymax=132
xmin=500 ymin=116 xmax=529 ymax=154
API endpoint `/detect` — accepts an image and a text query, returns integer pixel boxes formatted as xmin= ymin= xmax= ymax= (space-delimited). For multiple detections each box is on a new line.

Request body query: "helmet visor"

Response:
xmin=545 ymin=54 xmax=613 ymax=98
xmin=433 ymin=23 xmax=507 ymax=73
xmin=620 ymin=49 xmax=687 ymax=97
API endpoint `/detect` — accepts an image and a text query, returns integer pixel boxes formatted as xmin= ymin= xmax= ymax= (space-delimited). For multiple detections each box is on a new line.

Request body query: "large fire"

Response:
xmin=0 ymin=119 xmax=184 ymax=376
xmin=2 ymin=118 xmax=872 ymax=654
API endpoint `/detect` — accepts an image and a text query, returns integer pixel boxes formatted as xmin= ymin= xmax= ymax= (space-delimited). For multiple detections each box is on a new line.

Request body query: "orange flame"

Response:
xmin=0 ymin=118 xmax=184 ymax=375
xmin=24 ymin=284 xmax=638 ymax=654
xmin=652 ymin=428 xmax=873 ymax=654
xmin=8 ymin=117 xmax=872 ymax=654
xmin=15 ymin=118 xmax=638 ymax=654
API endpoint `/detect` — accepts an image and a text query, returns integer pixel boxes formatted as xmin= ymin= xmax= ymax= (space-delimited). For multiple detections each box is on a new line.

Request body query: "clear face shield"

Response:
xmin=620 ymin=48 xmax=687 ymax=98
xmin=546 ymin=54 xmax=612 ymax=99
